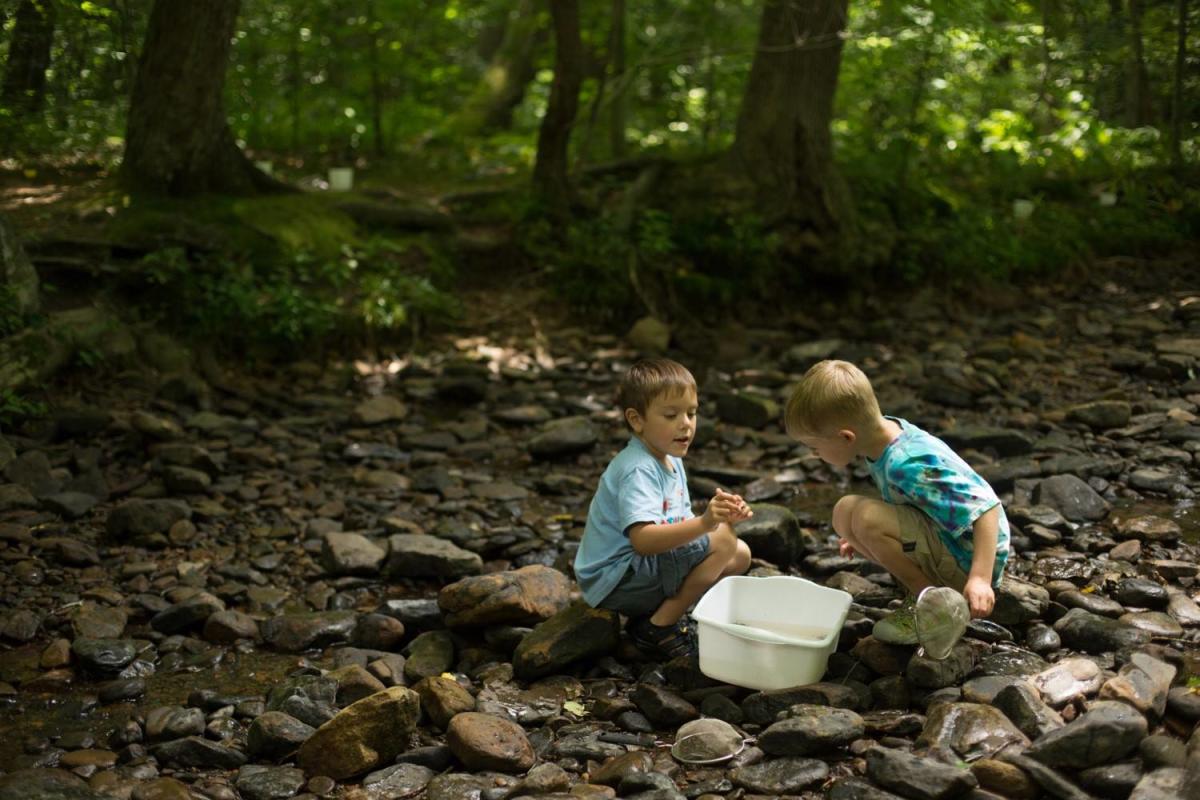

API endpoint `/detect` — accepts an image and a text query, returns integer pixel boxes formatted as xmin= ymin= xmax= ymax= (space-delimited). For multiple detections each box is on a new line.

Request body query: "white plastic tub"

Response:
xmin=692 ymin=575 xmax=852 ymax=691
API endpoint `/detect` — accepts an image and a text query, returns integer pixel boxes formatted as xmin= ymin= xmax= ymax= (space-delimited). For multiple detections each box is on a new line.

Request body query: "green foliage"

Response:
xmin=139 ymin=235 xmax=458 ymax=355
xmin=522 ymin=203 xmax=779 ymax=322
xmin=0 ymin=389 xmax=47 ymax=430
xmin=0 ymin=286 xmax=28 ymax=337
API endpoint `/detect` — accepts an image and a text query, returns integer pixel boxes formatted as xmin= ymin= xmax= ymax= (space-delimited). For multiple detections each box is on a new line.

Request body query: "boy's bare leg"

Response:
xmin=650 ymin=524 xmax=745 ymax=626
xmin=846 ymin=498 xmax=934 ymax=596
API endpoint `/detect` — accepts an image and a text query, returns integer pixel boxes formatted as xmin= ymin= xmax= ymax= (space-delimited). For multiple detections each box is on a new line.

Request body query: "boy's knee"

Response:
xmin=709 ymin=523 xmax=737 ymax=556
xmin=833 ymin=495 xmax=865 ymax=534
xmin=849 ymin=501 xmax=897 ymax=544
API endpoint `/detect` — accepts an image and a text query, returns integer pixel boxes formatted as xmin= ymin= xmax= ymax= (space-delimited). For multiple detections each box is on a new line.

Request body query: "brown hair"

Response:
xmin=617 ymin=358 xmax=697 ymax=419
xmin=784 ymin=359 xmax=881 ymax=437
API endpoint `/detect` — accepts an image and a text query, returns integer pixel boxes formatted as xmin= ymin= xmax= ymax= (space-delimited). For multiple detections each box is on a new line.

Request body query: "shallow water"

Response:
xmin=0 ymin=647 xmax=323 ymax=771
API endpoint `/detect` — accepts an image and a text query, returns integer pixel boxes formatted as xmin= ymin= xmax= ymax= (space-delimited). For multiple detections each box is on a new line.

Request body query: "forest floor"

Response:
xmin=3 ymin=169 xmax=1200 ymax=799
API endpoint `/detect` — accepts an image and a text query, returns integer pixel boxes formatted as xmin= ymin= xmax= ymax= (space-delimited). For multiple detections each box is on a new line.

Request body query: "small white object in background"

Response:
xmin=328 ymin=167 xmax=354 ymax=191
xmin=1098 ymin=191 xmax=1117 ymax=206
xmin=254 ymin=161 xmax=273 ymax=176
xmin=1012 ymin=199 xmax=1035 ymax=220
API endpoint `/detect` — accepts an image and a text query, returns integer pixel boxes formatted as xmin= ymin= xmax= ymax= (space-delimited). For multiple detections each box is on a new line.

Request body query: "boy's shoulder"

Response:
xmin=603 ymin=438 xmax=664 ymax=480
xmin=883 ymin=420 xmax=964 ymax=468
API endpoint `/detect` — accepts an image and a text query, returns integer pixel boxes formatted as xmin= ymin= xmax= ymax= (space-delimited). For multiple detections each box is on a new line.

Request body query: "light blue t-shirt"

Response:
xmin=575 ymin=437 xmax=693 ymax=607
xmin=867 ymin=417 xmax=1010 ymax=586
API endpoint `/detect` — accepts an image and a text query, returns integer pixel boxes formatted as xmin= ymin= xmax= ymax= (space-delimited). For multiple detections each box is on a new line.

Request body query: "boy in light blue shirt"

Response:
xmin=575 ymin=358 xmax=753 ymax=660
xmin=784 ymin=360 xmax=1010 ymax=656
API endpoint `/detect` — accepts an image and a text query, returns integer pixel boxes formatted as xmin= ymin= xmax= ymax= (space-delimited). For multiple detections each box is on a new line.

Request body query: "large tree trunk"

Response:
xmin=1169 ymin=0 xmax=1187 ymax=169
xmin=449 ymin=0 xmax=544 ymax=135
xmin=730 ymin=0 xmax=851 ymax=232
xmin=608 ymin=0 xmax=627 ymax=158
xmin=120 ymin=0 xmax=279 ymax=196
xmin=532 ymin=0 xmax=583 ymax=214
xmin=1 ymin=0 xmax=56 ymax=116
xmin=1126 ymin=0 xmax=1153 ymax=126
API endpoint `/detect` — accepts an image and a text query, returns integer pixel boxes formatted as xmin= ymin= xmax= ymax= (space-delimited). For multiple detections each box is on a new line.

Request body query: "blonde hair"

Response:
xmin=784 ymin=360 xmax=882 ymax=438
xmin=617 ymin=358 xmax=697 ymax=419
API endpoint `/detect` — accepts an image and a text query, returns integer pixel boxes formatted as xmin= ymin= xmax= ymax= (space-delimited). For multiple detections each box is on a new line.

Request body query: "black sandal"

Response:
xmin=627 ymin=615 xmax=698 ymax=660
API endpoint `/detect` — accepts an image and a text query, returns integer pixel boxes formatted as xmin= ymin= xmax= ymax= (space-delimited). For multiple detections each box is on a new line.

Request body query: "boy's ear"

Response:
xmin=838 ymin=429 xmax=856 ymax=445
xmin=624 ymin=407 xmax=644 ymax=432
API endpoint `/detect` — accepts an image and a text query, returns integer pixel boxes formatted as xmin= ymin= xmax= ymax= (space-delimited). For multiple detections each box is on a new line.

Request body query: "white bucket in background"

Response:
xmin=328 ymin=167 xmax=354 ymax=191
xmin=692 ymin=575 xmax=852 ymax=691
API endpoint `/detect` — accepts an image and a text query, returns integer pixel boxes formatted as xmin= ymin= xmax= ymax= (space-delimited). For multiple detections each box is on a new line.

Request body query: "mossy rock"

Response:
xmin=231 ymin=195 xmax=358 ymax=259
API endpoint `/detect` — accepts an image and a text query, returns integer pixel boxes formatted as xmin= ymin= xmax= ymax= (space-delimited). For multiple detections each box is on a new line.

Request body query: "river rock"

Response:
xmin=732 ymin=503 xmax=815 ymax=568
xmin=1034 ymin=475 xmax=1110 ymax=522
xmin=528 ymin=416 xmax=598 ymax=458
xmin=234 ymin=765 xmax=306 ymax=800
xmin=413 ymin=675 xmax=476 ymax=729
xmin=261 ymin=611 xmax=358 ymax=652
xmin=1112 ymin=515 xmax=1182 ymax=543
xmin=321 ymin=532 xmax=387 ymax=576
xmin=731 ymin=756 xmax=828 ymax=794
xmin=386 ymin=533 xmax=482 ymax=578
xmin=1025 ymin=700 xmax=1148 ymax=769
xmin=512 ymin=601 xmax=620 ymax=679
xmin=297 ymin=686 xmax=420 ymax=779
xmin=1030 ymin=658 xmax=1103 ymax=706
xmin=438 ymin=565 xmax=571 ymax=627
xmin=1098 ymin=651 xmax=1176 ymax=717
xmin=865 ymin=746 xmax=978 ymax=800
xmin=106 ymin=499 xmax=190 ymax=540
xmin=1054 ymin=607 xmax=1151 ymax=653
xmin=993 ymin=681 xmax=1064 ymax=738
xmin=446 ymin=712 xmax=535 ymax=773
xmin=1066 ymin=400 xmax=1131 ymax=430
xmin=758 ymin=705 xmax=864 ymax=755
xmin=916 ymin=702 xmax=1029 ymax=761
xmin=993 ymin=577 xmax=1050 ymax=625
xmin=247 ymin=712 xmax=315 ymax=761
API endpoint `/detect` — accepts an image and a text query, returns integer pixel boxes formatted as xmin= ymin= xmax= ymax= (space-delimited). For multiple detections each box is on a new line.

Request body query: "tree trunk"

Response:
xmin=731 ymin=0 xmax=851 ymax=232
xmin=608 ymin=0 xmax=626 ymax=158
xmin=533 ymin=0 xmax=583 ymax=214
xmin=449 ymin=0 xmax=543 ymax=135
xmin=367 ymin=0 xmax=385 ymax=156
xmin=1170 ymin=0 xmax=1187 ymax=168
xmin=1 ymin=0 xmax=57 ymax=116
xmin=1126 ymin=0 xmax=1153 ymax=126
xmin=120 ymin=0 xmax=280 ymax=196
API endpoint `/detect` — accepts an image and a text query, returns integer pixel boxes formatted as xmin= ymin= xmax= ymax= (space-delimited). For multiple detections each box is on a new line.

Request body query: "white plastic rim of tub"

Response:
xmin=699 ymin=617 xmax=837 ymax=647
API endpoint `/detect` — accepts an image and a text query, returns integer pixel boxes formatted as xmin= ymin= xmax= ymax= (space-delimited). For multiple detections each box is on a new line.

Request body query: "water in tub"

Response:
xmin=726 ymin=619 xmax=830 ymax=642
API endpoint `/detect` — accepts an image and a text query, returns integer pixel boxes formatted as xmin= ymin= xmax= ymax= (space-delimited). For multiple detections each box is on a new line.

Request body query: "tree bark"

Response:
xmin=1 ymin=0 xmax=57 ymax=116
xmin=608 ymin=0 xmax=627 ymax=158
xmin=1126 ymin=0 xmax=1153 ymax=126
xmin=1170 ymin=0 xmax=1187 ymax=168
xmin=449 ymin=0 xmax=544 ymax=135
xmin=120 ymin=0 xmax=281 ymax=196
xmin=533 ymin=0 xmax=583 ymax=215
xmin=730 ymin=0 xmax=851 ymax=232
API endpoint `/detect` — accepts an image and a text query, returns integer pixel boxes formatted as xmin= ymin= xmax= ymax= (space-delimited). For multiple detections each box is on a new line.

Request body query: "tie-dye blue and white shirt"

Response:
xmin=867 ymin=417 xmax=1010 ymax=586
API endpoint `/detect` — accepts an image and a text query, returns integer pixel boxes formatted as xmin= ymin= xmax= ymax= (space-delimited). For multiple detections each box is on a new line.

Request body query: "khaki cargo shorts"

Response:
xmin=895 ymin=505 xmax=969 ymax=592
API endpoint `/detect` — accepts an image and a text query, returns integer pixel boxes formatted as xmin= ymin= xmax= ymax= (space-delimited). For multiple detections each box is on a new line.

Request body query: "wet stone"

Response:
xmin=247 ymin=712 xmax=316 ymax=761
xmin=233 ymin=765 xmax=306 ymax=800
xmin=730 ymin=756 xmax=828 ymax=795
xmin=1079 ymin=761 xmax=1145 ymax=799
xmin=759 ymin=705 xmax=864 ymax=755
xmin=446 ymin=712 xmax=535 ymax=773
xmin=362 ymin=762 xmax=436 ymax=798
xmin=916 ymin=702 xmax=1029 ymax=761
xmin=865 ymin=746 xmax=978 ymax=800
xmin=1054 ymin=608 xmax=1151 ymax=653
xmin=1025 ymin=701 xmax=1148 ymax=769
xmin=261 ymin=611 xmax=358 ymax=653
xmin=72 ymin=638 xmax=138 ymax=674
xmin=151 ymin=736 xmax=248 ymax=769
xmin=1116 ymin=578 xmax=1170 ymax=608
xmin=1058 ymin=589 xmax=1126 ymax=617
xmin=1120 ymin=610 xmax=1184 ymax=638
xmin=993 ymin=682 xmax=1065 ymax=739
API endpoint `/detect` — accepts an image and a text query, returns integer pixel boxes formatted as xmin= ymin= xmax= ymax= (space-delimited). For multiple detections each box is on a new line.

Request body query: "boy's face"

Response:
xmin=625 ymin=387 xmax=699 ymax=464
xmin=797 ymin=430 xmax=857 ymax=468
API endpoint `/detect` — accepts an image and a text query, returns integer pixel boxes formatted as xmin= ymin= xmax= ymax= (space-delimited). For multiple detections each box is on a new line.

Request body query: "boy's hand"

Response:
xmin=838 ymin=538 xmax=856 ymax=558
xmin=703 ymin=488 xmax=752 ymax=527
xmin=963 ymin=575 xmax=995 ymax=619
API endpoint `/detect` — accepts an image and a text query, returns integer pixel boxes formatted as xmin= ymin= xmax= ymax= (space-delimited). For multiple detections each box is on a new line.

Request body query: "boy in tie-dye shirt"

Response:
xmin=784 ymin=360 xmax=1009 ymax=644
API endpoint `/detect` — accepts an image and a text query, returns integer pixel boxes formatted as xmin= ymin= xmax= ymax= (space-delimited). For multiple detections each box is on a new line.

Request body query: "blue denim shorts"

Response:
xmin=600 ymin=534 xmax=712 ymax=616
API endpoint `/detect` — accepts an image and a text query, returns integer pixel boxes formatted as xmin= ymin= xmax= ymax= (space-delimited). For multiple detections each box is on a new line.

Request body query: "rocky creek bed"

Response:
xmin=2 ymin=262 xmax=1200 ymax=800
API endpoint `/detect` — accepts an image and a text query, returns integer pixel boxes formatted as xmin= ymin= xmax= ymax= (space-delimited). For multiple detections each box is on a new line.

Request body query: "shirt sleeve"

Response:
xmin=618 ymin=464 xmax=666 ymax=534
xmin=889 ymin=452 xmax=1000 ymax=540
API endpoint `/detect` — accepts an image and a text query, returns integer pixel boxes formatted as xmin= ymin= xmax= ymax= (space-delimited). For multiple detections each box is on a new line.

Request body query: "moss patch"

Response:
xmin=231 ymin=194 xmax=358 ymax=259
